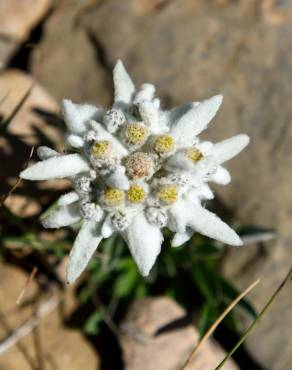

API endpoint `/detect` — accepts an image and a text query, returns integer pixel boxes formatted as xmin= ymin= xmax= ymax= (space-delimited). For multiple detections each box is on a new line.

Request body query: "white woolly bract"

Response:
xmin=67 ymin=134 xmax=84 ymax=148
xmin=57 ymin=191 xmax=79 ymax=206
xmin=123 ymin=212 xmax=163 ymax=276
xmin=113 ymin=59 xmax=135 ymax=105
xmin=37 ymin=146 xmax=59 ymax=160
xmin=105 ymin=166 xmax=130 ymax=190
xmin=20 ymin=154 xmax=90 ymax=180
xmin=171 ymin=228 xmax=193 ymax=247
xmin=67 ymin=220 xmax=102 ymax=284
xmin=42 ymin=203 xmax=81 ymax=229
xmin=62 ymin=99 xmax=102 ymax=134
xmin=213 ymin=134 xmax=250 ymax=164
xmin=20 ymin=60 xmax=249 ymax=283
xmin=171 ymin=95 xmax=223 ymax=148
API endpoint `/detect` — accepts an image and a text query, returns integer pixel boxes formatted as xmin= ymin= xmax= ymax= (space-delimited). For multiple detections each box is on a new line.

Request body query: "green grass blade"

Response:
xmin=215 ymin=269 xmax=292 ymax=370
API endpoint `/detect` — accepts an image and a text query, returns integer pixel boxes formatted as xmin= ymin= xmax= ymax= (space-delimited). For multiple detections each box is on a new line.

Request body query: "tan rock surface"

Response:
xmin=0 ymin=263 xmax=99 ymax=370
xmin=0 ymin=70 xmax=69 ymax=216
xmin=31 ymin=0 xmax=112 ymax=104
xmin=120 ymin=297 xmax=238 ymax=370
xmin=0 ymin=0 xmax=52 ymax=67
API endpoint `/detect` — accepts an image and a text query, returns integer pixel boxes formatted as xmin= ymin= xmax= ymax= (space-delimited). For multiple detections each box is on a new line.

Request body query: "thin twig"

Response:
xmin=16 ymin=267 xmax=38 ymax=305
xmin=0 ymin=146 xmax=35 ymax=206
xmin=0 ymin=293 xmax=61 ymax=356
xmin=215 ymin=269 xmax=292 ymax=369
xmin=180 ymin=278 xmax=260 ymax=370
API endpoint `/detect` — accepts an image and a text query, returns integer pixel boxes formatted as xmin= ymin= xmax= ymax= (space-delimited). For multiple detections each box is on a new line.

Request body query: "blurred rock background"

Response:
xmin=0 ymin=0 xmax=291 ymax=369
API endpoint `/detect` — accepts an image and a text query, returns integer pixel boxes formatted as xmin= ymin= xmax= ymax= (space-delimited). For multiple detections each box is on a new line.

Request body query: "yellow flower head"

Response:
xmin=186 ymin=147 xmax=203 ymax=163
xmin=91 ymin=140 xmax=112 ymax=159
xmin=157 ymin=185 xmax=178 ymax=205
xmin=124 ymin=123 xmax=149 ymax=146
xmin=126 ymin=184 xmax=146 ymax=204
xmin=102 ymin=187 xmax=125 ymax=207
xmin=153 ymin=135 xmax=175 ymax=155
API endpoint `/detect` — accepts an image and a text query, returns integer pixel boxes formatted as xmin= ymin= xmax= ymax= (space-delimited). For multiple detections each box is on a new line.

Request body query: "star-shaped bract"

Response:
xmin=21 ymin=60 xmax=249 ymax=283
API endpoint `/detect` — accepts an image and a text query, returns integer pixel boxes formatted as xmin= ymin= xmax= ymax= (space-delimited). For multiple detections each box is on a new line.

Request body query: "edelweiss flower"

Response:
xmin=20 ymin=60 xmax=249 ymax=283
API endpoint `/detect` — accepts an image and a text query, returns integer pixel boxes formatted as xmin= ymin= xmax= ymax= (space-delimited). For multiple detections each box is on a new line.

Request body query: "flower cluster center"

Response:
xmin=186 ymin=147 xmax=203 ymax=163
xmin=124 ymin=123 xmax=149 ymax=146
xmin=157 ymin=185 xmax=178 ymax=205
xmin=91 ymin=140 xmax=112 ymax=159
xmin=153 ymin=135 xmax=175 ymax=154
xmin=102 ymin=187 xmax=125 ymax=206
xmin=126 ymin=185 xmax=146 ymax=204
xmin=124 ymin=152 xmax=153 ymax=179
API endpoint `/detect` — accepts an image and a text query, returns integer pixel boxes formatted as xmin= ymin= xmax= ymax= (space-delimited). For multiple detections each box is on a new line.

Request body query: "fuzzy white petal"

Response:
xmin=42 ymin=203 xmax=80 ymax=229
xmin=153 ymin=98 xmax=160 ymax=109
xmin=171 ymin=228 xmax=193 ymax=247
xmin=123 ymin=212 xmax=163 ymax=276
xmin=113 ymin=60 xmax=135 ymax=105
xmin=171 ymin=95 xmax=223 ymax=147
xmin=187 ymin=204 xmax=242 ymax=246
xmin=62 ymin=99 xmax=103 ymax=134
xmin=101 ymin=218 xmax=115 ymax=238
xmin=20 ymin=154 xmax=90 ymax=180
xmin=37 ymin=146 xmax=59 ymax=160
xmin=89 ymin=120 xmax=128 ymax=157
xmin=166 ymin=151 xmax=193 ymax=171
xmin=67 ymin=220 xmax=103 ymax=284
xmin=139 ymin=101 xmax=163 ymax=134
xmin=213 ymin=134 xmax=250 ymax=165
xmin=187 ymin=184 xmax=214 ymax=201
xmin=105 ymin=166 xmax=129 ymax=190
xmin=168 ymin=199 xmax=190 ymax=233
xmin=57 ymin=191 xmax=79 ymax=206
xmin=66 ymin=134 xmax=84 ymax=148
xmin=199 ymin=184 xmax=214 ymax=200
xmin=210 ymin=166 xmax=231 ymax=185
xmin=166 ymin=102 xmax=199 ymax=126
xmin=134 ymin=83 xmax=155 ymax=103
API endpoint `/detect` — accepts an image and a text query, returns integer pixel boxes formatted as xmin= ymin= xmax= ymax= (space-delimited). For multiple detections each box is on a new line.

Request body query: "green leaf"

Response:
xmin=78 ymin=287 xmax=92 ymax=305
xmin=162 ymin=254 xmax=176 ymax=277
xmin=192 ymin=264 xmax=217 ymax=305
xmin=113 ymin=267 xmax=138 ymax=298
xmin=84 ymin=311 xmax=103 ymax=335
xmin=199 ymin=303 xmax=216 ymax=337
xmin=134 ymin=282 xmax=148 ymax=298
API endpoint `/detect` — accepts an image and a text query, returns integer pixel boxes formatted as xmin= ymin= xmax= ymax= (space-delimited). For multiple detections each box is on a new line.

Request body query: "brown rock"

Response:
xmin=0 ymin=0 xmax=52 ymax=67
xmin=120 ymin=297 xmax=238 ymax=370
xmin=0 ymin=70 xmax=69 ymax=216
xmin=0 ymin=264 xmax=99 ymax=370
